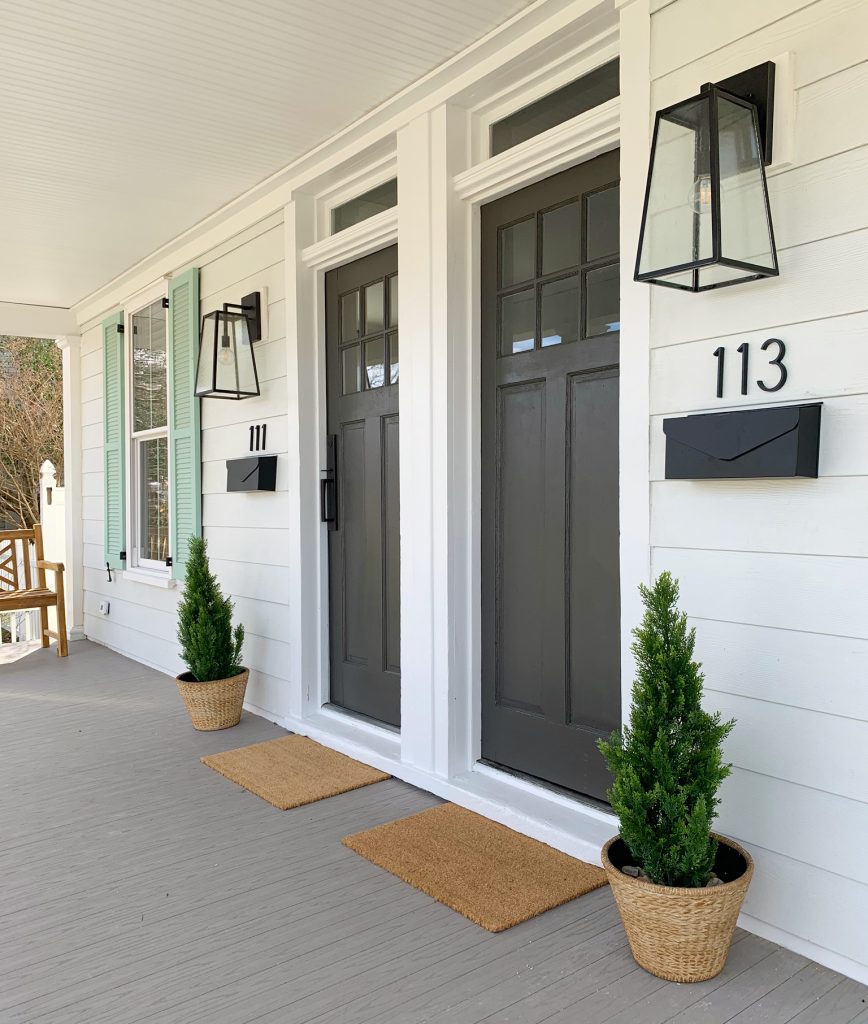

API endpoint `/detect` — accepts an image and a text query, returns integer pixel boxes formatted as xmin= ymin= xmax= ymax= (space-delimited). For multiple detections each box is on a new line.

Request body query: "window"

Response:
xmin=338 ymin=273 xmax=398 ymax=394
xmin=129 ymin=297 xmax=170 ymax=569
xmin=332 ymin=179 xmax=398 ymax=234
xmin=490 ymin=60 xmax=619 ymax=157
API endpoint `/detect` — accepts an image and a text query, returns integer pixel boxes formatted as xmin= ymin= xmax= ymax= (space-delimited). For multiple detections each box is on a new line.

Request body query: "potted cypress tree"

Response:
xmin=175 ymin=536 xmax=248 ymax=731
xmin=598 ymin=572 xmax=753 ymax=983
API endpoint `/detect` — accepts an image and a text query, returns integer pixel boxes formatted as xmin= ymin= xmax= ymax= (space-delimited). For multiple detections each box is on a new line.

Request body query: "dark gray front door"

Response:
xmin=481 ymin=151 xmax=621 ymax=802
xmin=325 ymin=245 xmax=400 ymax=727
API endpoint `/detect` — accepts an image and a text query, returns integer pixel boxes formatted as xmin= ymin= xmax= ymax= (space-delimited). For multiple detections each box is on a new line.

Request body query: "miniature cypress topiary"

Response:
xmin=176 ymin=536 xmax=244 ymax=682
xmin=598 ymin=571 xmax=735 ymax=888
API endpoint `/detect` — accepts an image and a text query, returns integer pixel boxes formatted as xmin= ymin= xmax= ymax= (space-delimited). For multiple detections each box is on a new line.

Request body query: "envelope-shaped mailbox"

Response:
xmin=226 ymin=455 xmax=278 ymax=492
xmin=663 ymin=404 xmax=821 ymax=480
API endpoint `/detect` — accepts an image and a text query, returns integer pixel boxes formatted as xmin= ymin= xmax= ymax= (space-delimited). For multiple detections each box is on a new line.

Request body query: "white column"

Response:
xmin=284 ymin=194 xmax=325 ymax=721
xmin=616 ymin=0 xmax=653 ymax=715
xmin=397 ymin=105 xmax=470 ymax=776
xmin=55 ymin=335 xmax=85 ymax=641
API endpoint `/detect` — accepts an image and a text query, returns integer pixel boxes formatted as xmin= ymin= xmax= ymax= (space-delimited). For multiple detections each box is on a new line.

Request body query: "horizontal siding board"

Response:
xmin=651 ymin=228 xmax=868 ymax=348
xmin=797 ymin=61 xmax=868 ymax=167
xmin=651 ymin=478 xmax=868 ymax=558
xmin=708 ymin=690 xmax=868 ymax=803
xmin=651 ymin=547 xmax=868 ymax=639
xmin=202 ymin=458 xmax=289 ymax=496
xmin=652 ymin=0 xmax=868 ymax=100
xmin=739 ymin=844 xmax=868 ymax=970
xmin=202 ymin=491 xmax=290 ymax=529
xmin=693 ymin=619 xmax=868 ymax=722
xmin=198 ymin=225 xmax=283 ymax=301
xmin=201 ymin=415 xmax=288 ymax=464
xmin=650 ymin=0 xmax=817 ymax=79
xmin=202 ymin=525 xmax=290 ymax=567
xmin=651 ymin=312 xmax=868 ymax=408
xmin=718 ymin=769 xmax=868 ymax=884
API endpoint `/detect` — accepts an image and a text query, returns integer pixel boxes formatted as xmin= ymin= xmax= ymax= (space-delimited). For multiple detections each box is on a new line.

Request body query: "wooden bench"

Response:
xmin=0 ymin=525 xmax=68 ymax=657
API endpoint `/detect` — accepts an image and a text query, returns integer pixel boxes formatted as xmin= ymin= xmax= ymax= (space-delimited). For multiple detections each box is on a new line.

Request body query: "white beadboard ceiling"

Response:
xmin=0 ymin=0 xmax=532 ymax=309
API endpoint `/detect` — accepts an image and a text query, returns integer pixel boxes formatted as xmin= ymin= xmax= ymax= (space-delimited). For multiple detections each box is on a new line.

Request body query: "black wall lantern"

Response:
xmin=195 ymin=291 xmax=262 ymax=400
xmin=635 ymin=62 xmax=778 ymax=292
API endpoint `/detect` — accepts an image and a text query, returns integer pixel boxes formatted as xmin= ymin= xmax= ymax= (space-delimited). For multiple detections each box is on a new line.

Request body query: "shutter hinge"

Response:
xmin=119 ymin=550 xmax=127 ymax=561
xmin=165 ymin=557 xmax=173 ymax=568
xmin=116 ymin=323 xmax=124 ymax=334
xmin=162 ymin=297 xmax=170 ymax=309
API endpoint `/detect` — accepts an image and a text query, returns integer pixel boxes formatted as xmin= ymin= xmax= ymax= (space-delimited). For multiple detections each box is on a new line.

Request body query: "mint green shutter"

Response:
xmin=168 ymin=268 xmax=202 ymax=581
xmin=103 ymin=310 xmax=126 ymax=570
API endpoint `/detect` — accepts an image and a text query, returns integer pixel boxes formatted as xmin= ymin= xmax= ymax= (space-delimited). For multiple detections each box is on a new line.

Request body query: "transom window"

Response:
xmin=497 ymin=183 xmax=620 ymax=356
xmin=491 ymin=60 xmax=619 ymax=157
xmin=338 ymin=273 xmax=398 ymax=395
xmin=332 ymin=179 xmax=398 ymax=234
xmin=130 ymin=297 xmax=169 ymax=569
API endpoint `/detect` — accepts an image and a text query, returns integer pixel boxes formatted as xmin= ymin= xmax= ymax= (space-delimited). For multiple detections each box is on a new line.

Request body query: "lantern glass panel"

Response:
xmin=717 ymin=94 xmax=776 ymax=271
xmin=637 ymin=94 xmax=712 ymax=278
xmin=195 ymin=310 xmax=259 ymax=398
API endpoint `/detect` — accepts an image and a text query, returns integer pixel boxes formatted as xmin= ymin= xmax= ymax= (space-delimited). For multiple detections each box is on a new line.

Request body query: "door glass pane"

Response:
xmin=585 ymin=264 xmax=620 ymax=337
xmin=586 ymin=184 xmax=619 ymax=262
xmin=541 ymin=276 xmax=579 ymax=347
xmin=131 ymin=299 xmax=167 ymax=432
xmin=364 ymin=338 xmax=385 ymax=389
xmin=388 ymin=331 xmax=399 ymax=383
xmin=388 ymin=275 xmax=398 ymax=327
xmin=342 ymin=345 xmax=361 ymax=394
xmin=542 ymin=201 xmax=580 ymax=275
xmin=500 ymin=218 xmax=535 ymax=287
xmin=139 ymin=436 xmax=169 ymax=561
xmin=500 ymin=289 xmax=535 ymax=355
xmin=341 ymin=291 xmax=359 ymax=342
xmin=364 ymin=281 xmax=384 ymax=334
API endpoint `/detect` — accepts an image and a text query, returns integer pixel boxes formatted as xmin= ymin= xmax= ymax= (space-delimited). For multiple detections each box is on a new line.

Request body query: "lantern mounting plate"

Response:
xmin=223 ymin=291 xmax=262 ymax=342
xmin=712 ymin=61 xmax=775 ymax=166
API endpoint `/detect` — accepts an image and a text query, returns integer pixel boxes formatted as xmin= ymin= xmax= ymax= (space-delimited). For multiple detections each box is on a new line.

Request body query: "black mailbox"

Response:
xmin=663 ymin=403 xmax=821 ymax=480
xmin=226 ymin=455 xmax=278 ymax=492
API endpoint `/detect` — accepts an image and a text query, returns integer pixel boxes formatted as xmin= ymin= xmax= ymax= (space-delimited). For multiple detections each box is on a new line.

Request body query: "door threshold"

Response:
xmin=323 ymin=702 xmax=400 ymax=735
xmin=477 ymin=758 xmax=611 ymax=817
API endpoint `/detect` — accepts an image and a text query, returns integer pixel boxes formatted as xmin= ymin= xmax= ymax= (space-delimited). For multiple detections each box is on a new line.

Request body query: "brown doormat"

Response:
xmin=201 ymin=735 xmax=389 ymax=809
xmin=342 ymin=803 xmax=607 ymax=931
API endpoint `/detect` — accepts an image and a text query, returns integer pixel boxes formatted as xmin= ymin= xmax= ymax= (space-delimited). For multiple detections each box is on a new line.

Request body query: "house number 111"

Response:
xmin=713 ymin=338 xmax=787 ymax=398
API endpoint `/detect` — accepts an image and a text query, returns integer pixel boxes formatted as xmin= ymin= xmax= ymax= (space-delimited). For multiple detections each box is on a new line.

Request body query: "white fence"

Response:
xmin=0 ymin=461 xmax=66 ymax=648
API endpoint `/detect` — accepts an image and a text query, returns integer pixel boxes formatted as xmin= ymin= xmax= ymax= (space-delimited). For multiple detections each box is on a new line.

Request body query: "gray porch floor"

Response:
xmin=1 ymin=640 xmax=866 ymax=1024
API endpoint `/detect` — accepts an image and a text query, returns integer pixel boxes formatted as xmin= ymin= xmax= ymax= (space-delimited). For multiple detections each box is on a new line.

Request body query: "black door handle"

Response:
xmin=321 ymin=434 xmax=338 ymax=530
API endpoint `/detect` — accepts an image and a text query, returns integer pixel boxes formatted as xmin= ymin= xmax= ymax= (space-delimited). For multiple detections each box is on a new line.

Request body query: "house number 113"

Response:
xmin=713 ymin=339 xmax=787 ymax=398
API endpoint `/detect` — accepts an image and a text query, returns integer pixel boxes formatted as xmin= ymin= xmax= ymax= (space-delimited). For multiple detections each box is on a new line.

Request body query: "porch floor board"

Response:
xmin=0 ymin=640 xmax=865 ymax=1023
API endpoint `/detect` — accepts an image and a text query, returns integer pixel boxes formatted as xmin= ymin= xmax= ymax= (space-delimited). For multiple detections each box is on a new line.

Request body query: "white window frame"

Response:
xmin=124 ymin=282 xmax=171 ymax=577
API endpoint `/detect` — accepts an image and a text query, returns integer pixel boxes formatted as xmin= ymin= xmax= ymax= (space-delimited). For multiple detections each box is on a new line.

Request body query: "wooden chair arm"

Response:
xmin=36 ymin=559 xmax=65 ymax=573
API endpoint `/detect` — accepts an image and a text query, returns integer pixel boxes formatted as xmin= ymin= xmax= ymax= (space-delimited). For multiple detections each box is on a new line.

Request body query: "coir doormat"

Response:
xmin=342 ymin=802 xmax=607 ymax=931
xmin=201 ymin=735 xmax=389 ymax=809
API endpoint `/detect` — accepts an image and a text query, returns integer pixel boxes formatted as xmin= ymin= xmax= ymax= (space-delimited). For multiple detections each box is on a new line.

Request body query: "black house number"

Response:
xmin=713 ymin=339 xmax=787 ymax=399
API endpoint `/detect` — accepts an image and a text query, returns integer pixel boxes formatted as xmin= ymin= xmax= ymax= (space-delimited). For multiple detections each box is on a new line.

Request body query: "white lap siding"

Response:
xmin=79 ymin=213 xmax=290 ymax=716
xmin=647 ymin=0 xmax=868 ymax=974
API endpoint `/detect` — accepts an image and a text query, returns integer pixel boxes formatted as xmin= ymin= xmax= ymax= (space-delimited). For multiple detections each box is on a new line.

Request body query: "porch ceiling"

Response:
xmin=0 ymin=0 xmax=532 ymax=310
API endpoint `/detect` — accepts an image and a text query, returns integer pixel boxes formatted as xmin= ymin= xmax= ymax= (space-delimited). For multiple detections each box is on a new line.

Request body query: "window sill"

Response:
xmin=123 ymin=568 xmax=176 ymax=589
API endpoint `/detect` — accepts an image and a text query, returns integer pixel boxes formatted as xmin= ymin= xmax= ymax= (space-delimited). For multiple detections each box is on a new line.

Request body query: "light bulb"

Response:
xmin=217 ymin=337 xmax=235 ymax=366
xmin=690 ymin=174 xmax=713 ymax=214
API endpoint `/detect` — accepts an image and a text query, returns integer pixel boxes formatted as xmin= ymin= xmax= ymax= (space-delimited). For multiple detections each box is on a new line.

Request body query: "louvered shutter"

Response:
xmin=167 ymin=268 xmax=202 ymax=581
xmin=102 ymin=310 xmax=126 ymax=570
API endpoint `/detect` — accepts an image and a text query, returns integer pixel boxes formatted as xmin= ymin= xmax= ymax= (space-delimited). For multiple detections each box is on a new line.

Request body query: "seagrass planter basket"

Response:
xmin=601 ymin=833 xmax=753 ymax=983
xmin=176 ymin=669 xmax=249 ymax=731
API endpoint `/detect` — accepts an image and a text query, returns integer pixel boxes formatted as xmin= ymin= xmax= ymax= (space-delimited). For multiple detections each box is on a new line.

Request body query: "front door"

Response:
xmin=481 ymin=152 xmax=621 ymax=802
xmin=325 ymin=246 xmax=400 ymax=727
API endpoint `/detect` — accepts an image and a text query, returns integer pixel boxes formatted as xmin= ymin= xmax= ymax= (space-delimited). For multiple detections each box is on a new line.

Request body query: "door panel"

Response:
xmin=481 ymin=152 xmax=620 ymax=802
xmin=326 ymin=245 xmax=400 ymax=727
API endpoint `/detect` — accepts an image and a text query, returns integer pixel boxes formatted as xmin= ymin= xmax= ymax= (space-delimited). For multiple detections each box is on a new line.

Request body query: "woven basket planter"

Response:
xmin=176 ymin=669 xmax=249 ymax=731
xmin=602 ymin=833 xmax=753 ymax=983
